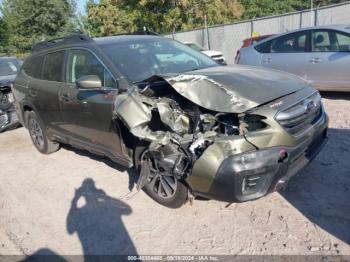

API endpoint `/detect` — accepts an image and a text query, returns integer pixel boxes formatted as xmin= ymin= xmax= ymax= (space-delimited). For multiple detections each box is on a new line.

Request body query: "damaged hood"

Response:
xmin=164 ymin=66 xmax=308 ymax=113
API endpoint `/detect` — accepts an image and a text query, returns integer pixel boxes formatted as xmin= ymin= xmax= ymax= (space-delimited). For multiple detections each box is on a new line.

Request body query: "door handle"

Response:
xmin=309 ymin=57 xmax=322 ymax=63
xmin=263 ymin=57 xmax=272 ymax=64
xmin=59 ymin=94 xmax=71 ymax=103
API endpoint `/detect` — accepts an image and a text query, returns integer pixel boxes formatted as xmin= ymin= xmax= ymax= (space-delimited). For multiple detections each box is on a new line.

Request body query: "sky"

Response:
xmin=77 ymin=0 xmax=87 ymax=14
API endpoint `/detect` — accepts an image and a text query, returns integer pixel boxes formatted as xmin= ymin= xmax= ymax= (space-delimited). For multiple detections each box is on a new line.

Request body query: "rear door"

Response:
xmin=307 ymin=29 xmax=350 ymax=91
xmin=58 ymin=48 xmax=124 ymax=157
xmin=260 ymin=30 xmax=310 ymax=78
xmin=26 ymin=51 xmax=66 ymax=133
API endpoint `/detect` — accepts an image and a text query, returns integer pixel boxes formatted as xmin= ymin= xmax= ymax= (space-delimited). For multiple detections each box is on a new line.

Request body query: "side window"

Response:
xmin=334 ymin=31 xmax=350 ymax=52
xmin=312 ymin=31 xmax=332 ymax=52
xmin=42 ymin=51 xmax=65 ymax=82
xmin=67 ymin=49 xmax=114 ymax=88
xmin=23 ymin=55 xmax=44 ymax=79
xmin=271 ymin=32 xmax=307 ymax=53
xmin=255 ymin=41 xmax=272 ymax=53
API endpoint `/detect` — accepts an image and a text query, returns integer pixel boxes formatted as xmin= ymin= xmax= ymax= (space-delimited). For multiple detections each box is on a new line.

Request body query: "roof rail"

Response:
xmin=128 ymin=30 xmax=160 ymax=36
xmin=32 ymin=34 xmax=93 ymax=52
xmin=108 ymin=30 xmax=161 ymax=37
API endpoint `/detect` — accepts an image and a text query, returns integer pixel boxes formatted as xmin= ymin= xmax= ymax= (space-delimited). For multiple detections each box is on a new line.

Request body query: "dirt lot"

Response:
xmin=0 ymin=92 xmax=349 ymax=257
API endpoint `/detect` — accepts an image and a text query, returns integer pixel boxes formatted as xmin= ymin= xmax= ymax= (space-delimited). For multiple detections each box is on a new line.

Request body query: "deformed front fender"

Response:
xmin=114 ymin=90 xmax=173 ymax=145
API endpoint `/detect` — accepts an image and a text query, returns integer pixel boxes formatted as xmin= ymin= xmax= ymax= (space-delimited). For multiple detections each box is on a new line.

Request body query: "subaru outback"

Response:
xmin=12 ymin=34 xmax=328 ymax=208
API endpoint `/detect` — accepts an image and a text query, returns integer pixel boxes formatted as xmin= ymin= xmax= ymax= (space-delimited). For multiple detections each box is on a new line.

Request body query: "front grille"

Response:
xmin=276 ymin=92 xmax=323 ymax=136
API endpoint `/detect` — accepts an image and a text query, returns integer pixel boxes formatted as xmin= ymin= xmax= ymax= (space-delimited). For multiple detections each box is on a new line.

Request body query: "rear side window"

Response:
xmin=23 ymin=56 xmax=44 ymax=79
xmin=312 ymin=30 xmax=350 ymax=52
xmin=271 ymin=31 xmax=308 ymax=53
xmin=42 ymin=51 xmax=65 ymax=82
xmin=335 ymin=32 xmax=350 ymax=51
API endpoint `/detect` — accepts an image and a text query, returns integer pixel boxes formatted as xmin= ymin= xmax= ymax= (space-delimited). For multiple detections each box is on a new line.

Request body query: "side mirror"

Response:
xmin=76 ymin=75 xmax=102 ymax=90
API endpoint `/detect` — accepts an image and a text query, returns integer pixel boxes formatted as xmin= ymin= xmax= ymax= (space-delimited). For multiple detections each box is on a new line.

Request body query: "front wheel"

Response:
xmin=134 ymin=145 xmax=188 ymax=208
xmin=25 ymin=111 xmax=60 ymax=154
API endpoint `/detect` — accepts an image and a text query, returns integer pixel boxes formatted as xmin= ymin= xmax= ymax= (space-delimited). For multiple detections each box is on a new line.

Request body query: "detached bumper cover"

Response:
xmin=192 ymin=112 xmax=328 ymax=202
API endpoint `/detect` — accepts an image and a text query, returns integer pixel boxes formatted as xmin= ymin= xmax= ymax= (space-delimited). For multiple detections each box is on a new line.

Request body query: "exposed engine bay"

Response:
xmin=113 ymin=75 xmax=268 ymax=190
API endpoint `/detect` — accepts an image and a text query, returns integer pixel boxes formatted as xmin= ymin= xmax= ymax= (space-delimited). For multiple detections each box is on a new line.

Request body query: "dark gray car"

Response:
xmin=238 ymin=25 xmax=350 ymax=91
xmin=0 ymin=57 xmax=22 ymax=132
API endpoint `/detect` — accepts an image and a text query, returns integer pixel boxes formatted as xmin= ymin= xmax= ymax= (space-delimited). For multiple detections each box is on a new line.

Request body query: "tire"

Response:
xmin=25 ymin=111 xmax=60 ymax=154
xmin=134 ymin=145 xmax=188 ymax=208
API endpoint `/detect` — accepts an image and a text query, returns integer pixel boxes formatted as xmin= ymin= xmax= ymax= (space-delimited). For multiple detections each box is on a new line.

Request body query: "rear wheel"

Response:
xmin=25 ymin=111 xmax=60 ymax=154
xmin=134 ymin=145 xmax=188 ymax=208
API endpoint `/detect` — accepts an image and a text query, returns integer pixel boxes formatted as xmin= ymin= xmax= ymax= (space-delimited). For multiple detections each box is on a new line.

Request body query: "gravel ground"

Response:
xmin=0 ymin=92 xmax=349 ymax=257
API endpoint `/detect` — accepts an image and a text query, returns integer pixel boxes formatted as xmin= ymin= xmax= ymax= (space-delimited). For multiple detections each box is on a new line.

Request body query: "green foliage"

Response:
xmin=1 ymin=0 xmax=78 ymax=53
xmin=239 ymin=0 xmax=349 ymax=19
xmin=84 ymin=0 xmax=244 ymax=36
xmin=0 ymin=17 xmax=9 ymax=54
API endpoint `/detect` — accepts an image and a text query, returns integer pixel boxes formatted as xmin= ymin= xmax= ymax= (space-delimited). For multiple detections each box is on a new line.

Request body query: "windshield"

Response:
xmin=100 ymin=37 xmax=218 ymax=83
xmin=0 ymin=59 xmax=21 ymax=77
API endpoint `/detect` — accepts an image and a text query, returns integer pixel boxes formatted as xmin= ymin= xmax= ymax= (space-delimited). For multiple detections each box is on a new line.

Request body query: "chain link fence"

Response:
xmin=166 ymin=1 xmax=350 ymax=64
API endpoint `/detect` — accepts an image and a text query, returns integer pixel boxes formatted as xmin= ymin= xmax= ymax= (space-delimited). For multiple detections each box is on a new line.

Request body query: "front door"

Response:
xmin=59 ymin=49 xmax=124 ymax=157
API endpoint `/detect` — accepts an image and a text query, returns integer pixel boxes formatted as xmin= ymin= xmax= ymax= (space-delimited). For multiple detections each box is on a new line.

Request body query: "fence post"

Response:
xmin=250 ymin=20 xmax=254 ymax=37
xmin=299 ymin=11 xmax=303 ymax=28
xmin=314 ymin=8 xmax=318 ymax=26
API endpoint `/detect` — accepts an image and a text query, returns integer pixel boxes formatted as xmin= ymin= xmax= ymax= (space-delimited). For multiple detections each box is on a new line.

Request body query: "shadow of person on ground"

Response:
xmin=281 ymin=128 xmax=350 ymax=244
xmin=20 ymin=248 xmax=67 ymax=262
xmin=62 ymin=145 xmax=139 ymax=192
xmin=66 ymin=178 xmax=138 ymax=258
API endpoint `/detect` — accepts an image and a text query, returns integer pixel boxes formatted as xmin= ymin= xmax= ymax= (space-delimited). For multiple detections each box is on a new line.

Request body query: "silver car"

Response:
xmin=237 ymin=25 xmax=350 ymax=91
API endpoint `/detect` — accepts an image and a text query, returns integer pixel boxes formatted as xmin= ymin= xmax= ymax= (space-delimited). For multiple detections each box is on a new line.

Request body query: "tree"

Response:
xmin=0 ymin=17 xmax=9 ymax=54
xmin=1 ymin=0 xmax=78 ymax=52
xmin=239 ymin=0 xmax=348 ymax=20
xmin=84 ymin=0 xmax=244 ymax=36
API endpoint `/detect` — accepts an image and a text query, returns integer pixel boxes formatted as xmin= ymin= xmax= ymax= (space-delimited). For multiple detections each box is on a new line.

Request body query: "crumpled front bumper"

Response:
xmin=187 ymin=111 xmax=329 ymax=203
xmin=0 ymin=106 xmax=19 ymax=132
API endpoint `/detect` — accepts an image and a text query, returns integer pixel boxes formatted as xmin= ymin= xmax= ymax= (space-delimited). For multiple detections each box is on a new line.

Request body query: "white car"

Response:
xmin=184 ymin=42 xmax=227 ymax=65
xmin=237 ymin=25 xmax=350 ymax=91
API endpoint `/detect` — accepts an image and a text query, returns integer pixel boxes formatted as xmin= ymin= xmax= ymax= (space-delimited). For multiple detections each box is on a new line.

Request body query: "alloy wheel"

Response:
xmin=29 ymin=118 xmax=44 ymax=149
xmin=143 ymin=153 xmax=178 ymax=199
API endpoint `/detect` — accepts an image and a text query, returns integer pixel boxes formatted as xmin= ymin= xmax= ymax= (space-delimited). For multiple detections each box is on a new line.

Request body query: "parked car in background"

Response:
xmin=237 ymin=25 xmax=350 ymax=92
xmin=0 ymin=57 xmax=22 ymax=132
xmin=235 ymin=34 xmax=275 ymax=63
xmin=13 ymin=34 xmax=327 ymax=208
xmin=184 ymin=42 xmax=227 ymax=65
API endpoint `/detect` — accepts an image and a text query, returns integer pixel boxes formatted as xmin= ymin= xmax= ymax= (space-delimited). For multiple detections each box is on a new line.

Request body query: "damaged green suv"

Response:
xmin=13 ymin=34 xmax=328 ymax=208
